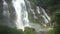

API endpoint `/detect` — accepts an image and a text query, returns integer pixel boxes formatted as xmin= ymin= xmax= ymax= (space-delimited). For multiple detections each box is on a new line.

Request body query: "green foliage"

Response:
xmin=48 ymin=30 xmax=55 ymax=34
xmin=51 ymin=13 xmax=60 ymax=34
xmin=23 ymin=27 xmax=36 ymax=34
xmin=0 ymin=23 xmax=36 ymax=34
xmin=0 ymin=24 xmax=22 ymax=34
xmin=51 ymin=13 xmax=60 ymax=24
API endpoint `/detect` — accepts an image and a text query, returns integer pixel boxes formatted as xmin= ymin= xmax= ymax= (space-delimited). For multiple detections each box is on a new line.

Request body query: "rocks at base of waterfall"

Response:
xmin=37 ymin=30 xmax=48 ymax=34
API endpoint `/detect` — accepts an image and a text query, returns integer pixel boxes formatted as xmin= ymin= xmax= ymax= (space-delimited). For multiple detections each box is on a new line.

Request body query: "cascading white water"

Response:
xmin=12 ymin=0 xmax=31 ymax=31
xmin=36 ymin=6 xmax=51 ymax=26
xmin=41 ymin=7 xmax=51 ymax=24
xmin=25 ymin=0 xmax=51 ymax=30
xmin=41 ymin=7 xmax=51 ymax=21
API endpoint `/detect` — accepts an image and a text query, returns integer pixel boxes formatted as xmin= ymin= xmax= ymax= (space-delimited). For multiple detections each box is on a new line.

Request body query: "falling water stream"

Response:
xmin=12 ymin=0 xmax=31 ymax=31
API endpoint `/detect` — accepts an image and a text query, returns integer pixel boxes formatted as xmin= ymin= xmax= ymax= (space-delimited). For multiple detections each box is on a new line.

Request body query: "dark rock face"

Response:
xmin=5 ymin=0 xmax=16 ymax=27
xmin=0 ymin=0 xmax=16 ymax=28
xmin=0 ymin=0 xmax=3 ymax=22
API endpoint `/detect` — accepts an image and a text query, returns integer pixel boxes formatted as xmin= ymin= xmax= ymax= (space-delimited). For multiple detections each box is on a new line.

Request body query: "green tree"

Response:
xmin=0 ymin=23 xmax=22 ymax=34
xmin=51 ymin=13 xmax=60 ymax=34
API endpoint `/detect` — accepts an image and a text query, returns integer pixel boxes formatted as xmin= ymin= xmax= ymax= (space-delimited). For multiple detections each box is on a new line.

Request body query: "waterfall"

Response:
xmin=12 ymin=0 xmax=31 ymax=31
xmin=2 ymin=0 xmax=51 ymax=31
